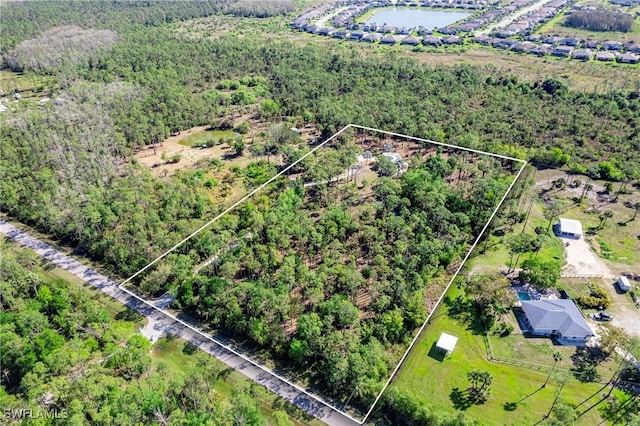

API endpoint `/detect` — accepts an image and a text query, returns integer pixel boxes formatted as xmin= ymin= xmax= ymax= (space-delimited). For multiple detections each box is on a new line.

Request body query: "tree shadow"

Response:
xmin=504 ymin=401 xmax=518 ymax=411
xmin=115 ymin=308 xmax=144 ymax=323
xmin=450 ymin=387 xmax=472 ymax=410
xmin=571 ymin=347 xmax=606 ymax=382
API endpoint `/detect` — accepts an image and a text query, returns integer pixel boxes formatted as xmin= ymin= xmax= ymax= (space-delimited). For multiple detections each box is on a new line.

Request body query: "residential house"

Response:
xmin=595 ymin=51 xmax=615 ymax=62
xmin=520 ymin=299 xmax=594 ymax=345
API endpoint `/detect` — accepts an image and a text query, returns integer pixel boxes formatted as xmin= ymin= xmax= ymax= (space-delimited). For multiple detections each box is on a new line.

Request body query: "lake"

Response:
xmin=365 ymin=8 xmax=472 ymax=29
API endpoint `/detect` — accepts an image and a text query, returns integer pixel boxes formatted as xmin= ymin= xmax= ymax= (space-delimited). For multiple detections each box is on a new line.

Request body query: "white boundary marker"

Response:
xmin=118 ymin=124 xmax=527 ymax=424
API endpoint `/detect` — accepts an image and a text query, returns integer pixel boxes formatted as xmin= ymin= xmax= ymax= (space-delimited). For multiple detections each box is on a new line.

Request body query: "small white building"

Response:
xmin=618 ymin=276 xmax=632 ymax=292
xmin=557 ymin=218 xmax=583 ymax=239
xmin=436 ymin=332 xmax=458 ymax=356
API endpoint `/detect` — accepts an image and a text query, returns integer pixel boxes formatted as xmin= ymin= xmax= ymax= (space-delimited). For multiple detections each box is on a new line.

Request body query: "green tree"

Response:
xmin=543 ymin=351 xmax=564 ymax=388
xmin=233 ymin=138 xmax=246 ymax=156
xmin=519 ymin=258 xmax=561 ymax=288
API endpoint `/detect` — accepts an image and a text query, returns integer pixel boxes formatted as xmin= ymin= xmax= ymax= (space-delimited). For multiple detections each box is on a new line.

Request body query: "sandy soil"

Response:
xmin=135 ymin=126 xmax=225 ymax=177
xmin=560 ymin=236 xmax=615 ymax=278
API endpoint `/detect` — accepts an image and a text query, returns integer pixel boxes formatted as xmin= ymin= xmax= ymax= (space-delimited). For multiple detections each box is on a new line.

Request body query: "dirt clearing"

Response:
xmin=561 ymin=236 xmax=615 ymax=279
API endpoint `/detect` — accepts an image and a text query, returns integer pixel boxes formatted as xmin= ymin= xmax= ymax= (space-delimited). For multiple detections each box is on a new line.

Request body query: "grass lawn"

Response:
xmin=466 ymin=197 xmax=565 ymax=274
xmin=150 ymin=336 xmax=323 ymax=426
xmin=178 ymin=129 xmax=239 ymax=147
xmin=392 ymin=287 xmax=612 ymax=425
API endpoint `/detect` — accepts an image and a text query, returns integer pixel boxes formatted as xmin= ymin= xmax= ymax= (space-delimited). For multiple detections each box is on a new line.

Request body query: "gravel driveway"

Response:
xmin=560 ymin=236 xmax=615 ymax=279
xmin=562 ymin=235 xmax=640 ymax=337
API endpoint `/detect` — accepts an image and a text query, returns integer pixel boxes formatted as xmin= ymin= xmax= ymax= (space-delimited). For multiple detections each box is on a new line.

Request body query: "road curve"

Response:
xmin=0 ymin=219 xmax=362 ymax=426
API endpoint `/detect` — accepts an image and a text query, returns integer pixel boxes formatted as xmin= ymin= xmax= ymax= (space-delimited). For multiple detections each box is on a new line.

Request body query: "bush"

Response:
xmin=576 ymin=287 xmax=610 ymax=309
xmin=236 ymin=120 xmax=250 ymax=134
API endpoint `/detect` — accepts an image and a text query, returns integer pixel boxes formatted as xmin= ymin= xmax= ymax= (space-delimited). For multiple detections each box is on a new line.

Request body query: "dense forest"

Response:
xmin=1 ymin=0 xmax=640 ymax=423
xmin=0 ymin=242 xmax=297 ymax=426
xmin=163 ymin=135 xmax=516 ymax=406
xmin=0 ymin=0 xmax=295 ymax=51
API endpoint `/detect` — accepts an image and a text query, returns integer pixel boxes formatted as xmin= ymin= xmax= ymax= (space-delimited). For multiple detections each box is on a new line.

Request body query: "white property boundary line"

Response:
xmin=351 ymin=125 xmax=527 ymax=423
xmin=118 ymin=124 xmax=527 ymax=424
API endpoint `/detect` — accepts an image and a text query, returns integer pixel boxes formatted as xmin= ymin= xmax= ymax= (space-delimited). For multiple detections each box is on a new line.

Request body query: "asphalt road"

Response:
xmin=0 ymin=219 xmax=363 ymax=426
xmin=478 ymin=0 xmax=560 ymax=35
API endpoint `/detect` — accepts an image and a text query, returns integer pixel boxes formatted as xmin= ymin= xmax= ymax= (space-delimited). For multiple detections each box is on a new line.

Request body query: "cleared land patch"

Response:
xmin=125 ymin=124 xmax=524 ymax=420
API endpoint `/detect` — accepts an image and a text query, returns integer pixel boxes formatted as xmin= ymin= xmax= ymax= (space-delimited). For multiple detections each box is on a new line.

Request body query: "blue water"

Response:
xmin=518 ymin=292 xmax=531 ymax=301
xmin=365 ymin=8 xmax=472 ymax=29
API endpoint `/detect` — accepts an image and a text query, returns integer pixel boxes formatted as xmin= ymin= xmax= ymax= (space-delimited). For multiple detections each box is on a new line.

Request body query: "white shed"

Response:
xmin=558 ymin=218 xmax=583 ymax=239
xmin=618 ymin=276 xmax=632 ymax=292
xmin=436 ymin=332 xmax=458 ymax=356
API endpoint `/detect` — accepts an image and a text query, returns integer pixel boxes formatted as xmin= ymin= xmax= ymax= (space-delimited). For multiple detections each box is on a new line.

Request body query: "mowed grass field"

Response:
xmin=392 ymin=287 xmax=613 ymax=425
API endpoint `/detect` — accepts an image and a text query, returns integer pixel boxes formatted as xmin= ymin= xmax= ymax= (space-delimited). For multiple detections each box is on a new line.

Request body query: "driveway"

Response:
xmin=561 ymin=235 xmax=640 ymax=337
xmin=560 ymin=236 xmax=615 ymax=279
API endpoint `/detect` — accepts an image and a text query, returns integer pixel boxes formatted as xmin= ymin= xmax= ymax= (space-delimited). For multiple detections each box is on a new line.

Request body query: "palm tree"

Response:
xmin=543 ymin=351 xmax=563 ymax=388
xmin=598 ymin=210 xmax=613 ymax=229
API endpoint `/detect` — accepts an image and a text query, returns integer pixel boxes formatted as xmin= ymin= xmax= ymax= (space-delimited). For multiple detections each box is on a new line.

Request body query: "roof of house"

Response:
xmin=436 ymin=332 xmax=458 ymax=352
xmin=521 ymin=299 xmax=594 ymax=338
xmin=558 ymin=218 xmax=583 ymax=235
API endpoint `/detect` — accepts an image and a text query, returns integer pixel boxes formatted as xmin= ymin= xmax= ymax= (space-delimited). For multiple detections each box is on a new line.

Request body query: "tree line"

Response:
xmin=565 ymin=9 xmax=635 ymax=33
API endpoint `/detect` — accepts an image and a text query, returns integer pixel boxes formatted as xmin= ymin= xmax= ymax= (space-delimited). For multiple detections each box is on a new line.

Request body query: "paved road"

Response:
xmin=0 ymin=219 xmax=362 ymax=426
xmin=478 ymin=0 xmax=559 ymax=35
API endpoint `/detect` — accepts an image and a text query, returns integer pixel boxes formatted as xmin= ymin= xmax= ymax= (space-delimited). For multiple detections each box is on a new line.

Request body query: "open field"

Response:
xmin=392 ymin=286 xmax=616 ymax=425
xmin=0 ymin=70 xmax=55 ymax=102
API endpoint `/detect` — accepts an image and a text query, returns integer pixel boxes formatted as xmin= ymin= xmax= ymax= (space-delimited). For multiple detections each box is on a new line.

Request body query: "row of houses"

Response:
xmin=442 ymin=0 xmax=538 ymax=33
xmin=522 ymin=34 xmax=640 ymax=52
xmin=298 ymin=26 xmax=640 ymax=62
xmin=292 ymin=0 xmax=487 ymax=34
xmin=491 ymin=0 xmax=573 ymax=38
xmin=475 ymin=35 xmax=640 ymax=62
xmin=310 ymin=27 xmax=466 ymax=45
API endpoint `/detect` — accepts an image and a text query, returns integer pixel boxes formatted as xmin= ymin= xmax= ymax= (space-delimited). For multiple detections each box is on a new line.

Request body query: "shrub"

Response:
xmin=576 ymin=287 xmax=610 ymax=309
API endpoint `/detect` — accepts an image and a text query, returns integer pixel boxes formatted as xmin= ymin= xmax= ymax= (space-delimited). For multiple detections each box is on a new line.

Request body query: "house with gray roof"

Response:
xmin=362 ymin=33 xmax=382 ymax=43
xmin=595 ymin=51 xmax=615 ymax=62
xmin=520 ymin=299 xmax=594 ymax=345
xmin=572 ymin=49 xmax=592 ymax=61
xmin=401 ymin=35 xmax=420 ymax=46
xmin=552 ymin=45 xmax=574 ymax=57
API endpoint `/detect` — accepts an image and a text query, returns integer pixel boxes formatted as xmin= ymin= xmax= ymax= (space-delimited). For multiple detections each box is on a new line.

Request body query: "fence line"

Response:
xmin=485 ymin=332 xmax=611 ymax=385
